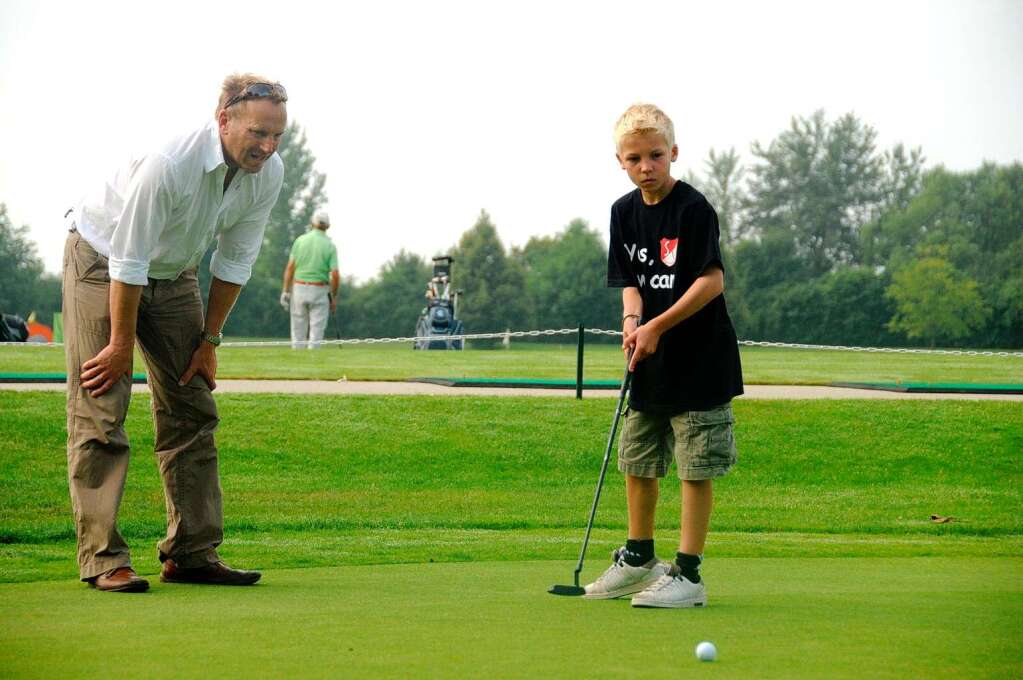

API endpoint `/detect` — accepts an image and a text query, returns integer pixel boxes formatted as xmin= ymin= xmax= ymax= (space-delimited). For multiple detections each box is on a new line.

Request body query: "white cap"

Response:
xmin=312 ymin=210 xmax=330 ymax=227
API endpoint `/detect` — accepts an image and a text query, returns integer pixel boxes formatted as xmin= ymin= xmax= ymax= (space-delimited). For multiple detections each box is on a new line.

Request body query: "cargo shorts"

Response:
xmin=618 ymin=402 xmax=737 ymax=480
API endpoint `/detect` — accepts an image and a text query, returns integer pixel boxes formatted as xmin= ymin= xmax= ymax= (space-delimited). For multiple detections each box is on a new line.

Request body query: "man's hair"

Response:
xmin=216 ymin=73 xmax=285 ymax=117
xmin=613 ymin=103 xmax=675 ymax=150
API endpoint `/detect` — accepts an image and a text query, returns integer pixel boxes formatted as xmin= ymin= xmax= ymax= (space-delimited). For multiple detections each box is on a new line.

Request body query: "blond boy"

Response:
xmin=585 ymin=103 xmax=743 ymax=608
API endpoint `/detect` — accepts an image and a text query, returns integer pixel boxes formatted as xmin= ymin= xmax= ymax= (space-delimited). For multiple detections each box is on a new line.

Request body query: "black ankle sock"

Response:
xmin=676 ymin=552 xmax=702 ymax=583
xmin=622 ymin=539 xmax=655 ymax=566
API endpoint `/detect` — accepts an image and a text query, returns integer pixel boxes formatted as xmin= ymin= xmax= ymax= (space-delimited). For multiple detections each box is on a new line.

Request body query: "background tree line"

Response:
xmin=2 ymin=111 xmax=1020 ymax=348
xmin=716 ymin=111 xmax=1020 ymax=348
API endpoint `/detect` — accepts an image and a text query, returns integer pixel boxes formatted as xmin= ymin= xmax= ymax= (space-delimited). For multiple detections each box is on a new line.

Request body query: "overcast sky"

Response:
xmin=1 ymin=0 xmax=1021 ymax=283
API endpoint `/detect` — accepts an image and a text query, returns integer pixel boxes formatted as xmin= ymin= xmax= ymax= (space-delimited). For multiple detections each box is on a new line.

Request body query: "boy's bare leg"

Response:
xmin=626 ymin=475 xmax=659 ymax=539
xmin=630 ymin=478 xmax=712 ymax=607
xmin=679 ymin=479 xmax=713 ymax=555
xmin=582 ymin=474 xmax=670 ymax=599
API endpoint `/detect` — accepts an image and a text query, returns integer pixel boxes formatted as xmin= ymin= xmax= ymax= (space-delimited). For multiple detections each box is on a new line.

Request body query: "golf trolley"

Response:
xmin=414 ymin=256 xmax=465 ymax=350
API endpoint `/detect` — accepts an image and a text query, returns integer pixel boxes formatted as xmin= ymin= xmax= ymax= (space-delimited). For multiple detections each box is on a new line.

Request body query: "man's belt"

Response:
xmin=295 ymin=279 xmax=328 ymax=286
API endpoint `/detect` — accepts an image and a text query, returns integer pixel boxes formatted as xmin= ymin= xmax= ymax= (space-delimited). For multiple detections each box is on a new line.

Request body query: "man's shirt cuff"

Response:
xmin=210 ymin=251 xmax=252 ymax=286
xmin=108 ymin=257 xmax=150 ymax=286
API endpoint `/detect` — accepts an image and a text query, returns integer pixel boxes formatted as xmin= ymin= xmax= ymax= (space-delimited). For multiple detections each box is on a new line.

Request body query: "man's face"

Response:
xmin=616 ymin=130 xmax=678 ymax=197
xmin=219 ymin=98 xmax=288 ymax=173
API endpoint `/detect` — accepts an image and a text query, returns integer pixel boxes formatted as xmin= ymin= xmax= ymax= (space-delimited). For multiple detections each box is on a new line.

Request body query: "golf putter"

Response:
xmin=548 ymin=357 xmax=634 ymax=596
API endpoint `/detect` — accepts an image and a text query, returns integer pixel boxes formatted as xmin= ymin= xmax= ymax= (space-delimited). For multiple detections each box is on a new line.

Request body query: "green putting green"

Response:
xmin=411 ymin=376 xmax=621 ymax=389
xmin=832 ymin=381 xmax=1023 ymax=394
xmin=0 ymin=372 xmax=148 ymax=383
xmin=415 ymin=378 xmax=1023 ymax=393
xmin=0 ymin=558 xmax=1019 ymax=679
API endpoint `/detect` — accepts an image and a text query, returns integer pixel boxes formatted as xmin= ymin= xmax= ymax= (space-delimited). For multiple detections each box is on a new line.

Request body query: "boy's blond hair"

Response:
xmin=613 ymin=103 xmax=675 ymax=150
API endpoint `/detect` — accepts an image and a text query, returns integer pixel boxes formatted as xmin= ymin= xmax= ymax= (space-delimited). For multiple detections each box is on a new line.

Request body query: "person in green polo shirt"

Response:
xmin=280 ymin=210 xmax=340 ymax=349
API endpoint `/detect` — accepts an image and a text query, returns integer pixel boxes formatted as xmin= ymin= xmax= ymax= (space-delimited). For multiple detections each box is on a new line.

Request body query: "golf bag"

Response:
xmin=414 ymin=256 xmax=465 ymax=350
xmin=0 ymin=313 xmax=29 ymax=342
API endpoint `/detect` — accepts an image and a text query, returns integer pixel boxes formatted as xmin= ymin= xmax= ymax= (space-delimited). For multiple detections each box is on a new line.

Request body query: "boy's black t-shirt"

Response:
xmin=607 ymin=180 xmax=744 ymax=413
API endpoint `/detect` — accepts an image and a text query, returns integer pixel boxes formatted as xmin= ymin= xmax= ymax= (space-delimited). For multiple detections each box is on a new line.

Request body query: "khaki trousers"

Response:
xmin=62 ymin=231 xmax=223 ymax=580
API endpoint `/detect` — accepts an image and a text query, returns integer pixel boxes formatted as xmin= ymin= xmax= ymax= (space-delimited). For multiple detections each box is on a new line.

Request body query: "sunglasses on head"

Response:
xmin=223 ymin=83 xmax=288 ymax=110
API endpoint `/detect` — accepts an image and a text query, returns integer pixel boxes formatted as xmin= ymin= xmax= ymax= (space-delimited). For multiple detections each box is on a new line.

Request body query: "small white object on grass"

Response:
xmin=695 ymin=641 xmax=717 ymax=662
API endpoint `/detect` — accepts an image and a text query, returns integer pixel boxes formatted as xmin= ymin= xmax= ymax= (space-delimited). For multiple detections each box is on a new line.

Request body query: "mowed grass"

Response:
xmin=1 ymin=392 xmax=1020 ymax=582
xmin=1 ymin=341 xmax=1022 ymax=383
xmin=1 ymin=392 xmax=1021 ymax=678
xmin=1 ymin=559 xmax=1020 ymax=679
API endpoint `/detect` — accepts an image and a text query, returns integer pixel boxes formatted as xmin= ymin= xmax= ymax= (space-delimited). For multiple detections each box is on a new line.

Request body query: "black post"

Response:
xmin=576 ymin=323 xmax=584 ymax=400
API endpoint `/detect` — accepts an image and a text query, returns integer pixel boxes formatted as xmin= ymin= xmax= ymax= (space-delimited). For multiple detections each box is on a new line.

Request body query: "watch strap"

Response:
xmin=201 ymin=330 xmax=223 ymax=347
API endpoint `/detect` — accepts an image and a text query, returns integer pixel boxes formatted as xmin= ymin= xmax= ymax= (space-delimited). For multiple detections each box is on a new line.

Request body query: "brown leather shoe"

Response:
xmin=90 ymin=567 xmax=150 ymax=593
xmin=160 ymin=559 xmax=261 ymax=586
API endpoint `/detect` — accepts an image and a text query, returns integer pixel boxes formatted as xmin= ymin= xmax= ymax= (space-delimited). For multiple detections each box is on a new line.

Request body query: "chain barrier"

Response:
xmin=0 ymin=341 xmax=66 ymax=347
xmin=736 ymin=340 xmax=1023 ymax=358
xmin=2 ymin=329 xmax=1022 ymax=356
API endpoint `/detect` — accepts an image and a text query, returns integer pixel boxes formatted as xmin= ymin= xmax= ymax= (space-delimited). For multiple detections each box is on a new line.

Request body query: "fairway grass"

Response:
xmin=3 ymin=394 xmax=1021 ymax=561
xmin=2 ymin=393 xmax=1021 ymax=579
xmin=2 ymin=342 xmax=1021 ymax=384
xmin=1 ymin=558 xmax=1020 ymax=679
xmin=2 ymin=390 xmax=1022 ymax=677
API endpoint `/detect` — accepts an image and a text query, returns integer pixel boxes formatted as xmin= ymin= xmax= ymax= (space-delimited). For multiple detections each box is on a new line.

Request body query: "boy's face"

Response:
xmin=616 ymin=131 xmax=678 ymax=198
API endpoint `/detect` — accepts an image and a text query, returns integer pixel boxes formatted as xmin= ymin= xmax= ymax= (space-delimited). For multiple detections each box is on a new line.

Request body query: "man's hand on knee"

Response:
xmin=179 ymin=343 xmax=218 ymax=390
xmin=81 ymin=344 xmax=133 ymax=397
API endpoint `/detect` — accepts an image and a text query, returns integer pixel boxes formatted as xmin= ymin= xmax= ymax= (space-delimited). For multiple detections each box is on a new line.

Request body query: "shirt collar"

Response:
xmin=203 ymin=119 xmax=227 ymax=174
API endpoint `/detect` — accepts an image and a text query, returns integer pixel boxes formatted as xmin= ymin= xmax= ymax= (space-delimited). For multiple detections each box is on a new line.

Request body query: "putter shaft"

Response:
xmin=571 ymin=363 xmax=633 ymax=586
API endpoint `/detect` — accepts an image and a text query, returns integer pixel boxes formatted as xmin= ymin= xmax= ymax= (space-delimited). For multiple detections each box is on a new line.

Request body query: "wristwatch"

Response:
xmin=201 ymin=330 xmax=223 ymax=347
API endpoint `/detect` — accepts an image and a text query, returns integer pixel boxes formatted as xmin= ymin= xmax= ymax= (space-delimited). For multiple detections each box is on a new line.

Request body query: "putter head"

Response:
xmin=548 ymin=584 xmax=586 ymax=596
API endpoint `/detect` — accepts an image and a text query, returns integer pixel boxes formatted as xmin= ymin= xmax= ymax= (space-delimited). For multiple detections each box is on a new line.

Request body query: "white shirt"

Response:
xmin=71 ymin=119 xmax=284 ymax=286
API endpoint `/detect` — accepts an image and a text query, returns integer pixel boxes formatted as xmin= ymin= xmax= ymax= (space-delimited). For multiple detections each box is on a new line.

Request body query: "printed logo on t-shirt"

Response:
xmin=660 ymin=238 xmax=678 ymax=267
xmin=622 ymin=239 xmax=675 ymax=289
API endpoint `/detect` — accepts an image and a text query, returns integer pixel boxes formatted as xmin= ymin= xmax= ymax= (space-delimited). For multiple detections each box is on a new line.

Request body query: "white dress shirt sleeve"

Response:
xmin=107 ymin=155 xmax=176 ymax=285
xmin=210 ymin=161 xmax=285 ymax=286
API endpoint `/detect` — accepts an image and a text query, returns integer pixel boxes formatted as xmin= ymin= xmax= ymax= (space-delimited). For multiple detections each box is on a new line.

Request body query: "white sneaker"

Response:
xmin=631 ymin=573 xmax=708 ymax=608
xmin=583 ymin=548 xmax=673 ymax=600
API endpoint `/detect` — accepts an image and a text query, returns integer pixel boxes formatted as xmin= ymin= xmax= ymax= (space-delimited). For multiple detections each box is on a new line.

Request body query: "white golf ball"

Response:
xmin=695 ymin=641 xmax=717 ymax=662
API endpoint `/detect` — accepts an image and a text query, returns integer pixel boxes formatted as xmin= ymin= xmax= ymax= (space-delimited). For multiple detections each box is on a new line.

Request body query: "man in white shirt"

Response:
xmin=62 ymin=73 xmax=287 ymax=592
